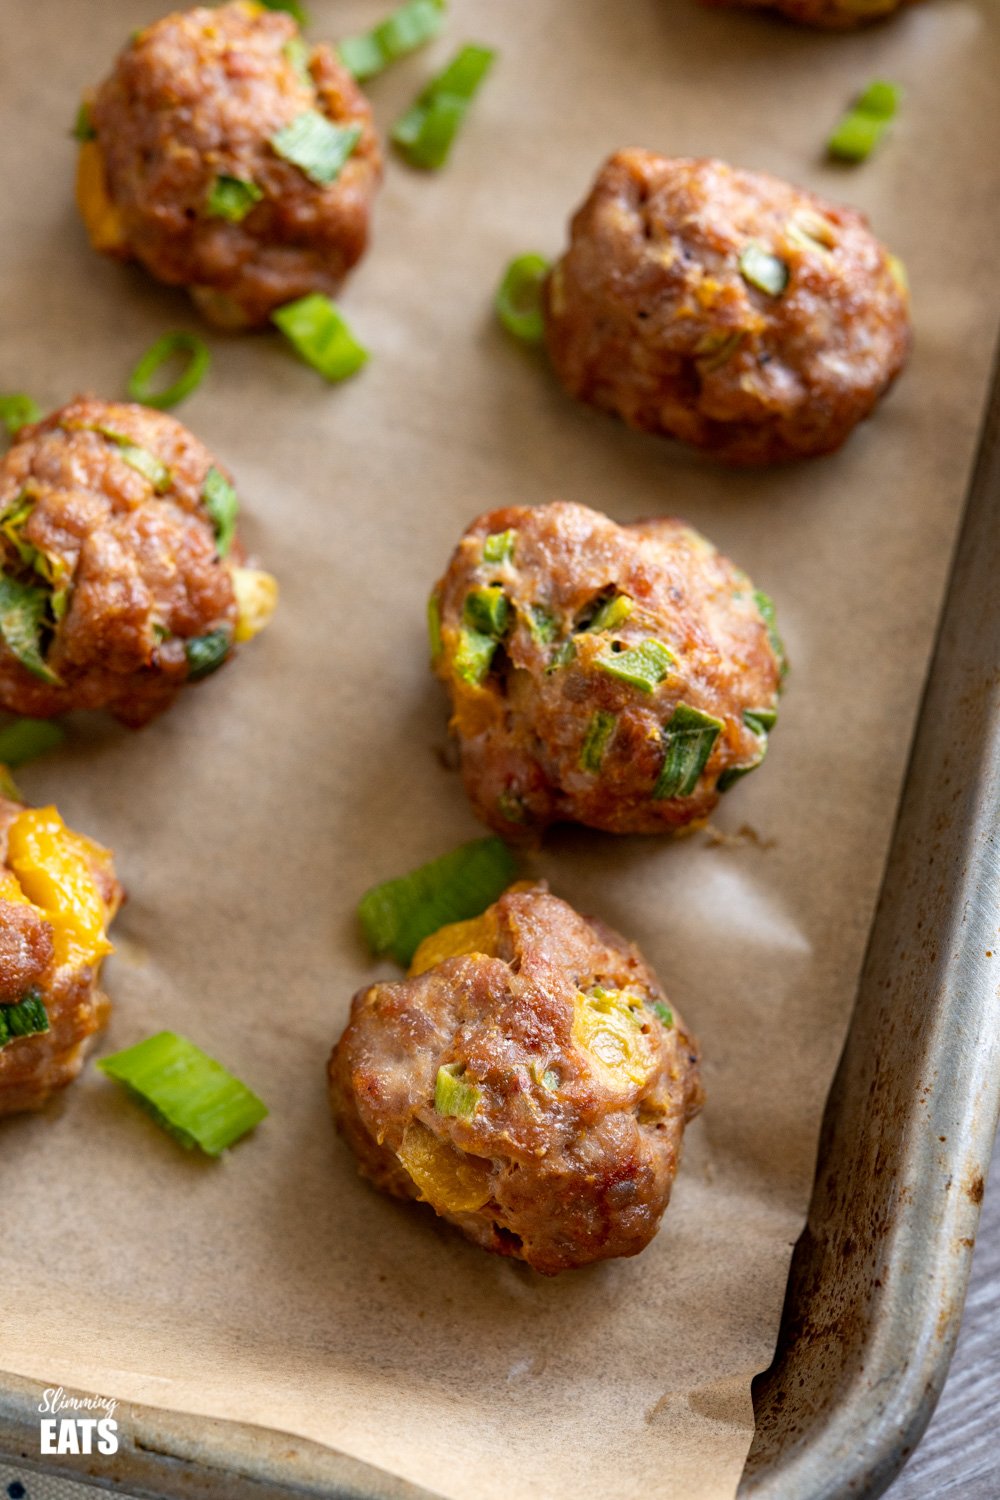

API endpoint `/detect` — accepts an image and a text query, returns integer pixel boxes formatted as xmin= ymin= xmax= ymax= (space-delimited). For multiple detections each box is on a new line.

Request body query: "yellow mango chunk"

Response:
xmin=0 ymin=871 xmax=32 ymax=909
xmin=7 ymin=807 xmax=113 ymax=970
xmin=408 ymin=913 xmax=497 ymax=977
xmin=572 ymin=988 xmax=654 ymax=1092
xmin=397 ymin=1121 xmax=492 ymax=1214
xmin=76 ymin=142 xmax=127 ymax=253
xmin=231 ymin=566 xmax=279 ymax=643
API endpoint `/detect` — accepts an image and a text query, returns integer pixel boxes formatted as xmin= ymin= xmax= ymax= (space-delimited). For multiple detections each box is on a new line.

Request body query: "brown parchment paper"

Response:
xmin=1 ymin=1 xmax=998 ymax=1496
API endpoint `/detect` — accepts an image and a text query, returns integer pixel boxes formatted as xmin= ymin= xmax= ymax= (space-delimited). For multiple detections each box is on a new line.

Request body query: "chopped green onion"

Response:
xmin=653 ymin=703 xmax=723 ymax=800
xmin=717 ymin=745 xmax=767 ymax=793
xmin=339 ymin=0 xmax=446 ymax=82
xmin=651 ymin=1001 xmax=673 ymax=1027
xmin=392 ymin=44 xmax=496 ymax=170
xmin=0 ymin=718 xmax=65 ymax=768
xmin=427 ymin=591 xmax=443 ymax=661
xmin=463 ymin=585 xmax=509 ymax=638
xmin=98 ymin=1031 xmax=268 ymax=1156
xmin=259 ymin=0 xmax=309 ymax=23
xmin=528 ymin=605 xmax=557 ymax=644
xmin=482 ymin=529 xmax=515 ymax=565
xmin=547 ymin=638 xmax=575 ymax=672
xmin=753 ymin=588 xmax=788 ymax=679
xmin=358 ymin=835 xmax=517 ymax=967
xmin=270 ymin=112 xmax=361 ymax=185
xmin=205 ymin=174 xmax=263 ymax=222
xmin=127 ymin=332 xmax=211 ymax=411
xmin=597 ymin=639 xmax=673 ymax=694
xmin=497 ymin=788 xmax=527 ymax=824
xmin=696 ymin=329 xmax=744 ymax=373
xmin=272 ymin=293 xmax=369 ymax=381
xmin=580 ymin=710 xmax=617 ymax=773
xmin=201 ymin=467 xmax=238 ymax=557
xmin=72 ymin=101 xmax=96 ymax=141
xmin=88 ymin=427 xmax=171 ymax=491
xmin=495 ymin=254 xmax=550 ymax=344
xmin=717 ymin=706 xmax=776 ymax=792
xmin=434 ymin=1062 xmax=480 ymax=1118
xmin=0 ymin=395 xmax=41 ymax=439
xmin=0 ymin=991 xmax=50 ymax=1048
xmin=185 ymin=628 xmax=232 ymax=681
xmin=453 ymin=625 xmax=496 ymax=684
xmin=540 ymin=1067 xmax=559 ymax=1091
xmin=585 ymin=593 xmax=633 ymax=634
xmin=0 ymin=576 xmax=61 ymax=685
xmin=744 ymin=705 xmax=777 ymax=736
xmin=739 ymin=243 xmax=789 ymax=298
xmin=283 ymin=35 xmax=312 ymax=84
xmin=828 ymin=78 xmax=901 ymax=163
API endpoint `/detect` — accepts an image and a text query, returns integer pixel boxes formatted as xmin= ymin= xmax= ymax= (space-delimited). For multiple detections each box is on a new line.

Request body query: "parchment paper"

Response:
xmin=1 ymin=2 xmax=998 ymax=1497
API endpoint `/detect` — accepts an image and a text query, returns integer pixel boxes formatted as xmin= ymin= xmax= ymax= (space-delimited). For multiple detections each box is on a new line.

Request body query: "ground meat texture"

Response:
xmin=0 ymin=795 xmax=122 ymax=1116
xmin=330 ymin=885 xmax=703 ymax=1274
xmin=543 ymin=152 xmax=911 ymax=465
xmin=78 ymin=1 xmax=382 ymax=329
xmin=0 ymin=396 xmax=275 ymax=727
xmin=429 ymin=501 xmax=784 ymax=838
xmin=701 ymin=0 xmax=911 ymax=26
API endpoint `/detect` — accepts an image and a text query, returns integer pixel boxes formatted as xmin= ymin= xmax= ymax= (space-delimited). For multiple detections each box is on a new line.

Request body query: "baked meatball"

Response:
xmin=330 ymin=884 xmax=703 ymax=1273
xmin=429 ymin=501 xmax=785 ymax=838
xmin=0 ymin=397 xmax=277 ymax=727
xmin=701 ymin=0 xmax=911 ymax=26
xmin=77 ymin=1 xmax=382 ymax=329
xmin=0 ymin=792 xmax=122 ymax=1116
xmin=543 ymin=151 xmax=911 ymax=464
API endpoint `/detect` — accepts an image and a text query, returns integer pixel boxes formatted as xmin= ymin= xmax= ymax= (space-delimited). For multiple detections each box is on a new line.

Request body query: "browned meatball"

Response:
xmin=0 ymin=397 xmax=277 ymax=727
xmin=429 ymin=502 xmax=785 ymax=838
xmin=330 ymin=884 xmax=703 ymax=1273
xmin=702 ymin=0 xmax=912 ymax=26
xmin=0 ymin=795 xmax=122 ymax=1116
xmin=543 ymin=151 xmax=911 ymax=465
xmin=77 ymin=1 xmax=382 ymax=329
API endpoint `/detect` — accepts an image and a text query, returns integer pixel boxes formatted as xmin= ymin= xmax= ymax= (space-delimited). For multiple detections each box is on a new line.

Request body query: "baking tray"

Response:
xmin=1 ymin=348 xmax=997 ymax=1500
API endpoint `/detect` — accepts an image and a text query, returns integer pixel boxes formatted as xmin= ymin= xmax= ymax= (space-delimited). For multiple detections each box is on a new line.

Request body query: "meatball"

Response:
xmin=0 ymin=397 xmax=277 ymax=727
xmin=77 ymin=1 xmax=382 ymax=329
xmin=701 ymin=0 xmax=911 ymax=26
xmin=0 ymin=793 xmax=122 ymax=1116
xmin=330 ymin=884 xmax=703 ymax=1273
xmin=429 ymin=501 xmax=785 ymax=838
xmin=543 ymin=151 xmax=911 ymax=464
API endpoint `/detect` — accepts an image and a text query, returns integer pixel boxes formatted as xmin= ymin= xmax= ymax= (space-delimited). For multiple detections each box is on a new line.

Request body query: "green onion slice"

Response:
xmin=339 ymin=0 xmax=446 ymax=82
xmin=392 ymin=44 xmax=496 ymax=170
xmin=597 ymin=639 xmax=673 ymax=694
xmin=828 ymin=78 xmax=901 ymax=163
xmin=259 ymin=0 xmax=309 ymax=23
xmin=0 ymin=395 xmax=41 ymax=439
xmin=72 ymin=101 xmax=96 ymax=141
xmin=270 ymin=112 xmax=361 ymax=185
xmin=272 ymin=293 xmax=369 ymax=381
xmin=528 ymin=605 xmax=557 ymax=644
xmin=206 ymin=174 xmax=263 ymax=223
xmin=434 ymin=1062 xmax=481 ymax=1118
xmin=0 ymin=718 xmax=65 ymax=768
xmin=463 ymin=585 xmax=509 ymax=638
xmin=185 ymin=629 xmax=232 ymax=681
xmin=651 ymin=1000 xmax=674 ymax=1027
xmin=453 ymin=625 xmax=496 ymax=684
xmin=358 ymin=835 xmax=517 ymax=967
xmin=744 ymin=705 xmax=777 ymax=736
xmin=127 ymin=332 xmax=211 ymax=411
xmin=495 ymin=254 xmax=550 ymax=344
xmin=202 ymin=467 xmax=238 ymax=557
xmin=283 ymin=35 xmax=312 ymax=83
xmin=85 ymin=426 xmax=171 ymax=491
xmin=0 ymin=991 xmax=50 ymax=1048
xmin=482 ymin=528 xmax=515 ymax=565
xmin=585 ymin=593 xmax=633 ymax=634
xmin=0 ymin=576 xmax=61 ymax=685
xmin=753 ymin=588 xmax=788 ymax=680
xmin=580 ymin=710 xmax=616 ymax=773
xmin=717 ymin=705 xmax=776 ymax=792
xmin=546 ymin=638 xmax=575 ymax=672
xmin=98 ymin=1031 xmax=268 ymax=1155
xmin=654 ymin=703 xmax=723 ymax=800
xmin=739 ymin=243 xmax=789 ymax=298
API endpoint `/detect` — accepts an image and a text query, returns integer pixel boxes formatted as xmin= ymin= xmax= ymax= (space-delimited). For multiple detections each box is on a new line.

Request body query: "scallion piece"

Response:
xmin=358 ymin=835 xmax=517 ymax=967
xmin=259 ymin=0 xmax=309 ymax=23
xmin=270 ymin=112 xmax=361 ymax=185
xmin=185 ymin=628 xmax=232 ymax=681
xmin=453 ymin=625 xmax=496 ymax=684
xmin=651 ymin=1001 xmax=673 ymax=1028
xmin=0 ymin=718 xmax=65 ymax=768
xmin=586 ymin=593 xmax=633 ymax=634
xmin=0 ymin=395 xmax=41 ymax=439
xmin=72 ymin=101 xmax=96 ymax=141
xmin=392 ymin=44 xmax=496 ymax=170
xmin=580 ymin=710 xmax=616 ymax=773
xmin=283 ymin=35 xmax=312 ymax=83
xmin=744 ymin=705 xmax=777 ymax=736
xmin=272 ymin=293 xmax=369 ymax=381
xmin=206 ymin=174 xmax=263 ymax=223
xmin=739 ymin=243 xmax=789 ymax=298
xmin=0 ymin=576 xmax=61 ymax=685
xmin=547 ymin=638 xmax=575 ymax=672
xmin=828 ymin=79 xmax=901 ymax=163
xmin=463 ymin=585 xmax=509 ymax=638
xmin=339 ymin=0 xmax=447 ymax=82
xmin=482 ymin=528 xmax=515 ymax=565
xmin=754 ymin=588 xmax=788 ymax=679
xmin=434 ymin=1062 xmax=480 ymax=1119
xmin=127 ymin=332 xmax=211 ymax=411
xmin=201 ymin=467 xmax=238 ymax=557
xmin=653 ymin=703 xmax=723 ymax=800
xmin=90 ymin=427 xmax=171 ymax=490
xmin=528 ymin=605 xmax=557 ymax=644
xmin=717 ymin=705 xmax=776 ymax=792
xmin=0 ymin=991 xmax=50 ymax=1048
xmin=495 ymin=254 xmax=550 ymax=344
xmin=98 ymin=1031 xmax=268 ymax=1155
xmin=597 ymin=639 xmax=673 ymax=694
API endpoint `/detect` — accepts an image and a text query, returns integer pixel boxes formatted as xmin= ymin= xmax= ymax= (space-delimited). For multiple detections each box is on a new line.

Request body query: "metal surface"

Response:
xmin=740 ymin=347 xmax=1000 ymax=1498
